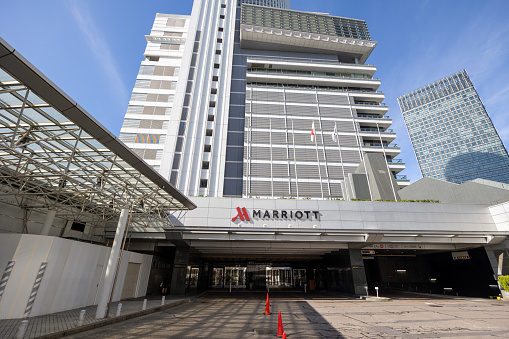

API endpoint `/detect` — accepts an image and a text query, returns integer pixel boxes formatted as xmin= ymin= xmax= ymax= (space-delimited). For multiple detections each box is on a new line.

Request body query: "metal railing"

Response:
xmin=360 ymin=128 xmax=393 ymax=133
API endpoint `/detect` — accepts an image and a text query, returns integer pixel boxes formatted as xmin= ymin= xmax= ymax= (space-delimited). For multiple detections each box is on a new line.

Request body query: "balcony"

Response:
xmin=386 ymin=158 xmax=403 ymax=163
xmin=395 ymin=175 xmax=408 ymax=180
xmin=354 ymin=101 xmax=387 ymax=106
xmin=356 ymin=114 xmax=390 ymax=119
xmin=360 ymin=128 xmax=393 ymax=133
xmin=364 ymin=143 xmax=399 ymax=148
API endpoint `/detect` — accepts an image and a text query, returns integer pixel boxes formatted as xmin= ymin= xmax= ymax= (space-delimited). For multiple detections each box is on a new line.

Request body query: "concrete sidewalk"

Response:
xmin=0 ymin=295 xmax=190 ymax=339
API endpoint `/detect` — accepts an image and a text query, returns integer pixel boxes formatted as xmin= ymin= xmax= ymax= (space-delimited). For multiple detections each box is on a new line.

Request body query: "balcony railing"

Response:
xmin=395 ymin=175 xmax=408 ymax=180
xmin=248 ymin=68 xmax=378 ymax=80
xmin=364 ymin=143 xmax=399 ymax=148
xmin=357 ymin=114 xmax=390 ymax=119
xmin=354 ymin=101 xmax=387 ymax=106
xmin=386 ymin=159 xmax=403 ymax=163
xmin=360 ymin=128 xmax=393 ymax=133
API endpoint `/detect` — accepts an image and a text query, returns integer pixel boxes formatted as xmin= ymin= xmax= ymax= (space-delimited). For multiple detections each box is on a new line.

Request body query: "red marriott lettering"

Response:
xmin=231 ymin=207 xmax=250 ymax=222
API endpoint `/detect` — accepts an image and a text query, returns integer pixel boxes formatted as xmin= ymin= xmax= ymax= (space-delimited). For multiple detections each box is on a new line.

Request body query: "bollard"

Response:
xmin=77 ymin=310 xmax=86 ymax=327
xmin=365 ymin=286 xmax=369 ymax=297
xmin=375 ymin=286 xmax=379 ymax=298
xmin=142 ymin=299 xmax=147 ymax=311
xmin=304 ymin=283 xmax=307 ymax=294
xmin=116 ymin=303 xmax=122 ymax=317
xmin=16 ymin=320 xmax=28 ymax=339
xmin=161 ymin=296 xmax=165 ymax=306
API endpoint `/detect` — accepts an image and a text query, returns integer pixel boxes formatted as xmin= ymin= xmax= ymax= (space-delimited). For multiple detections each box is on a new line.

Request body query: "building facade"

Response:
xmin=398 ymin=70 xmax=509 ymax=184
xmin=119 ymin=0 xmax=408 ymax=199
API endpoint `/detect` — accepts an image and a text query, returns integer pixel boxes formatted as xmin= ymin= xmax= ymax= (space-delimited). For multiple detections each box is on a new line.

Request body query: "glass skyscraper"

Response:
xmin=398 ymin=70 xmax=509 ymax=184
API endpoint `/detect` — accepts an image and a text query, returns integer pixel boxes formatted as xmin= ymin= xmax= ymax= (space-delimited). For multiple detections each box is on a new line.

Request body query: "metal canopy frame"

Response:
xmin=0 ymin=37 xmax=195 ymax=231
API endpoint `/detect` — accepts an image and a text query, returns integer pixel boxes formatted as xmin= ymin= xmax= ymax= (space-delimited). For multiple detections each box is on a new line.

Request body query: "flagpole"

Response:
xmin=312 ymin=121 xmax=324 ymax=199
xmin=333 ymin=122 xmax=349 ymax=200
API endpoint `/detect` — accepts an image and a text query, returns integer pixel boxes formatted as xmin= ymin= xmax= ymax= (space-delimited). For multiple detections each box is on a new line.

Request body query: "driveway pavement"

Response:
xmin=61 ymin=291 xmax=509 ymax=338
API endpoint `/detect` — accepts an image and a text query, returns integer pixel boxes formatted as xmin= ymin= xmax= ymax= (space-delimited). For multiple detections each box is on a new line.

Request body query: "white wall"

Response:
xmin=0 ymin=234 xmax=152 ymax=319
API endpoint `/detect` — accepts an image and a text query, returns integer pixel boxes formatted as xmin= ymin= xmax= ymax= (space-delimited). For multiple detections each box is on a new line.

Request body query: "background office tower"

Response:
xmin=398 ymin=70 xmax=509 ymax=185
xmin=120 ymin=0 xmax=407 ymax=198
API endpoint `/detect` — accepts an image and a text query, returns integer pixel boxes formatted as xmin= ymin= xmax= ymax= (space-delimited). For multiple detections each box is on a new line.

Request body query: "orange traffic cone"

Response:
xmin=264 ymin=293 xmax=271 ymax=315
xmin=277 ymin=311 xmax=284 ymax=337
xmin=282 ymin=333 xmax=287 ymax=339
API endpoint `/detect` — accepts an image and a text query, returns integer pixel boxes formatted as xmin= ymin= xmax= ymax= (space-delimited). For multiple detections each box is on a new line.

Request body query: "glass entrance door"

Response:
xmin=224 ymin=267 xmax=247 ymax=288
xmin=293 ymin=269 xmax=306 ymax=288
xmin=212 ymin=268 xmax=224 ymax=288
xmin=266 ymin=267 xmax=293 ymax=288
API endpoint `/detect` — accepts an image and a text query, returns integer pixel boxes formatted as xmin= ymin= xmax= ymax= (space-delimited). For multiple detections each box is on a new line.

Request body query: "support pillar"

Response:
xmin=95 ymin=208 xmax=129 ymax=319
xmin=170 ymin=246 xmax=190 ymax=296
xmin=40 ymin=209 xmax=56 ymax=236
xmin=348 ymin=248 xmax=368 ymax=295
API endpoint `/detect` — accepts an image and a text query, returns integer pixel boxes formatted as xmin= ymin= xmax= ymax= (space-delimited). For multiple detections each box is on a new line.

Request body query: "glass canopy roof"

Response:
xmin=0 ymin=37 xmax=195 ymax=230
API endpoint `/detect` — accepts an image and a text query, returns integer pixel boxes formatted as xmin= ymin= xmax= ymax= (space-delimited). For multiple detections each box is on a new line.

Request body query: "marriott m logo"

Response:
xmin=231 ymin=207 xmax=250 ymax=222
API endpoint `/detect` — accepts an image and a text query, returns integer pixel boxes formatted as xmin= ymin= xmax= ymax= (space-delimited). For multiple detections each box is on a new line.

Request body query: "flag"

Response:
xmin=332 ymin=122 xmax=338 ymax=142
xmin=311 ymin=121 xmax=315 ymax=142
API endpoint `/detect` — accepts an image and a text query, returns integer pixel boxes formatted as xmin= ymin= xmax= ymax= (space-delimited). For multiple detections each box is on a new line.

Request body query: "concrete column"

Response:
xmin=95 ymin=208 xmax=129 ymax=319
xmin=170 ymin=246 xmax=190 ymax=295
xmin=348 ymin=248 xmax=368 ymax=296
xmin=40 ymin=209 xmax=56 ymax=236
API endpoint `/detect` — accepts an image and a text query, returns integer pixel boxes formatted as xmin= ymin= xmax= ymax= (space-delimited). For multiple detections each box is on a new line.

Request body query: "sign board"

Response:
xmin=452 ymin=251 xmax=470 ymax=260
xmin=366 ymin=244 xmax=424 ymax=250
xmin=361 ymin=250 xmax=375 ymax=254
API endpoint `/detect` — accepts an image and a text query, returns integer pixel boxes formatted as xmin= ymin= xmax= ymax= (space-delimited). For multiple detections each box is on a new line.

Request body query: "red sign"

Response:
xmin=232 ymin=207 xmax=250 ymax=222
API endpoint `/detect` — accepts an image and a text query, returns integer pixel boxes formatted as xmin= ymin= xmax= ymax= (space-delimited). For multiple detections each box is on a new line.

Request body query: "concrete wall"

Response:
xmin=486 ymin=201 xmax=509 ymax=277
xmin=0 ymin=234 xmax=152 ymax=319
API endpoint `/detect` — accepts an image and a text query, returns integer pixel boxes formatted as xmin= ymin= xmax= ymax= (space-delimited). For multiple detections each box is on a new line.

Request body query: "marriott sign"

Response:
xmin=232 ymin=207 xmax=320 ymax=222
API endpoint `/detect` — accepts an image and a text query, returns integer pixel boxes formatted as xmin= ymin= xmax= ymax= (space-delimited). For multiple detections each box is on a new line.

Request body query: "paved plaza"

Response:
xmin=63 ymin=292 xmax=509 ymax=338
xmin=1 ymin=291 xmax=509 ymax=338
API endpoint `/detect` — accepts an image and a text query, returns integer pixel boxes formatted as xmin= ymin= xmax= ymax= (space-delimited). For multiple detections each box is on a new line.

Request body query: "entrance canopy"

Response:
xmin=0 ymin=37 xmax=195 ymax=230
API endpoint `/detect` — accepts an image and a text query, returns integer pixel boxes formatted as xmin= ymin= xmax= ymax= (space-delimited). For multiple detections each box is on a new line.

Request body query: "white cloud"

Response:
xmin=66 ymin=1 xmax=128 ymax=103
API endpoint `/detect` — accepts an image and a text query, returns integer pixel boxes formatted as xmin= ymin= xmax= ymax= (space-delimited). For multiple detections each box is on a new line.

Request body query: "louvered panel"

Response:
xmin=317 ymin=93 xmax=350 ymax=105
xmin=126 ymin=105 xmax=144 ymax=115
xmin=272 ymin=163 xmax=289 ymax=177
xmin=269 ymin=118 xmax=286 ymax=129
xmin=320 ymin=120 xmax=356 ymax=132
xmin=251 ymin=116 xmax=271 ymax=128
xmin=290 ymin=182 xmax=298 ymax=196
xmin=319 ymin=106 xmax=353 ymax=118
xmin=250 ymin=163 xmax=271 ymax=176
xmin=270 ymin=132 xmax=288 ymax=145
xmin=250 ymin=131 xmax=271 ymax=143
xmin=286 ymin=105 xmax=317 ymax=116
xmin=251 ymin=102 xmax=284 ymax=114
xmin=249 ymin=146 xmax=271 ymax=160
xmin=271 ymin=147 xmax=289 ymax=160
xmin=293 ymin=165 xmax=324 ymax=178
xmin=248 ymin=180 xmax=272 ymax=196
xmin=285 ymin=91 xmax=317 ymax=103
xmin=340 ymin=150 xmax=363 ymax=162
xmin=327 ymin=165 xmax=347 ymax=179
xmin=121 ymin=119 xmax=140 ymax=129
xmin=251 ymin=90 xmax=285 ymax=102
xmin=293 ymin=148 xmax=317 ymax=161
xmin=290 ymin=118 xmax=316 ymax=131
xmin=296 ymin=181 xmax=323 ymax=197
xmin=134 ymin=80 xmax=151 ymax=89
xmin=273 ymin=181 xmax=290 ymax=196
xmin=329 ymin=183 xmax=344 ymax=198
xmin=322 ymin=133 xmax=359 ymax=147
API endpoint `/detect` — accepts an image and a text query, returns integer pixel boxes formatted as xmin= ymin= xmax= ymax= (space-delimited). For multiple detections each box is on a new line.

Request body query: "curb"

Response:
xmin=35 ymin=299 xmax=191 ymax=339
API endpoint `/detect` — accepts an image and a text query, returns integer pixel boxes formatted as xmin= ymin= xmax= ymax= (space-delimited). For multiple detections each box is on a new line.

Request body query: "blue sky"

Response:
xmin=1 ymin=0 xmax=509 ymax=183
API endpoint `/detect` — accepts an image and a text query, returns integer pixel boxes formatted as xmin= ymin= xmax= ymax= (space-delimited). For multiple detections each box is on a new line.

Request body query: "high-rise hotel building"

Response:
xmin=119 ymin=0 xmax=407 ymax=199
xmin=398 ymin=70 xmax=509 ymax=184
